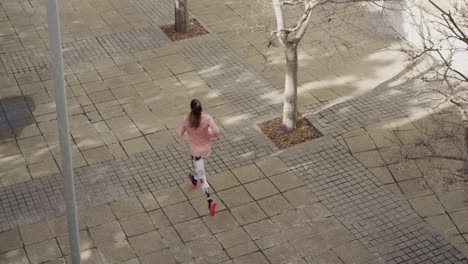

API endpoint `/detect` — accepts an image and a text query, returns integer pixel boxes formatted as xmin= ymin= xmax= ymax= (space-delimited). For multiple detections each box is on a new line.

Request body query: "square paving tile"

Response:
xmin=0 ymin=249 xmax=30 ymax=264
xmin=258 ymin=194 xmax=294 ymax=216
xmin=344 ymin=134 xmax=376 ymax=153
xmin=120 ymin=213 xmax=155 ymax=237
xmin=153 ymin=186 xmax=187 ymax=207
xmin=99 ymin=240 xmax=136 ymax=264
xmin=271 ymin=210 xmax=310 ymax=230
xmin=368 ymin=167 xmax=395 ymax=184
xmin=89 ymin=221 xmax=126 ymax=244
xmin=218 ymin=186 xmax=254 ymax=207
xmin=66 ymin=248 xmax=103 ymax=264
xmin=233 ymin=252 xmax=269 ymax=264
xmin=82 ymin=146 xmax=114 ymax=164
xmin=231 ymin=202 xmax=267 ymax=225
xmin=158 ymin=226 xmax=183 ymax=247
xmin=186 ymin=235 xmax=223 ymax=258
xmin=57 ymin=230 xmax=94 ymax=255
xmin=243 ymin=219 xmax=279 ymax=240
xmin=19 ymin=220 xmax=54 ymax=245
xmin=450 ymin=210 xmax=468 ymax=233
xmin=137 ymin=193 xmax=160 ymax=211
xmin=255 ymin=157 xmax=289 ymax=176
xmin=83 ymin=204 xmax=116 ymax=227
xmin=388 ymin=161 xmax=423 ymax=181
xmin=305 ymin=250 xmax=343 ymax=264
xmin=302 ymin=202 xmax=333 ymax=221
xmin=111 ymin=197 xmax=145 ymax=219
xmin=398 ymin=178 xmax=433 ymax=198
xmin=269 ymin=171 xmax=303 ymax=192
xmin=174 ymin=218 xmax=211 ymax=242
xmin=139 ymin=248 xmax=176 ymax=264
xmin=226 ymin=242 xmax=259 ymax=259
xmin=209 ymin=171 xmax=241 ymax=192
xmin=409 ymin=195 xmax=445 ymax=217
xmin=425 ymin=214 xmax=459 ymax=237
xmin=128 ymin=230 xmax=166 ymax=256
xmin=121 ymin=137 xmax=152 ymax=155
xmin=231 ymin=164 xmax=265 ymax=183
xmin=264 ymin=242 xmax=302 ymax=264
xmin=244 ymin=179 xmax=279 ymax=200
xmin=203 ymin=210 xmax=240 ymax=234
xmin=216 ymin=227 xmax=251 ymax=249
xmin=353 ymin=150 xmax=385 ymax=168
xmin=332 ymin=240 xmax=374 ymax=264
xmin=0 ymin=229 xmax=22 ymax=253
xmin=291 ymin=233 xmax=329 ymax=257
xmin=25 ymin=239 xmax=62 ymax=264
xmin=163 ymin=201 xmax=198 ymax=224
xmin=148 ymin=209 xmax=171 ymax=229
xmin=283 ymin=186 xmax=319 ymax=208
xmin=190 ymin=193 xmax=226 ymax=216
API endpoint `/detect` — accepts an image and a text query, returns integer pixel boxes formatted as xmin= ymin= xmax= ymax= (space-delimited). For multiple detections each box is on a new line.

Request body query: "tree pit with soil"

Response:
xmin=160 ymin=19 xmax=208 ymax=41
xmin=259 ymin=116 xmax=322 ymax=149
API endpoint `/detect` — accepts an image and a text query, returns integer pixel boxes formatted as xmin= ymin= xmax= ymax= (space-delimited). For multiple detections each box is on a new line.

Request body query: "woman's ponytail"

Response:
xmin=188 ymin=99 xmax=202 ymax=128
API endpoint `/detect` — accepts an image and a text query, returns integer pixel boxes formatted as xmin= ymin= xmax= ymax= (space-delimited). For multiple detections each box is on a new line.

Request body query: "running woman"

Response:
xmin=177 ymin=99 xmax=219 ymax=216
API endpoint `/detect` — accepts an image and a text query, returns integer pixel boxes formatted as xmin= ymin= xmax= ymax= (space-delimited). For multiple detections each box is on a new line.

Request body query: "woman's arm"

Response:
xmin=208 ymin=116 xmax=219 ymax=138
xmin=177 ymin=120 xmax=187 ymax=138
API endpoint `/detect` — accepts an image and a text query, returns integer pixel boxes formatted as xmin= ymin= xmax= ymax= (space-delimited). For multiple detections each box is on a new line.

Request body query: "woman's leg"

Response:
xmin=192 ymin=156 xmax=216 ymax=216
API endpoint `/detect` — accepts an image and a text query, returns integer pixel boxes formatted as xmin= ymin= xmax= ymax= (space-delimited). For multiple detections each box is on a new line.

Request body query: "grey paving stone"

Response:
xmin=283 ymin=186 xmax=320 ymax=208
xmin=89 ymin=221 xmax=126 ymax=245
xmin=333 ymin=240 xmax=375 ymax=264
xmin=153 ymin=186 xmax=187 ymax=207
xmin=83 ymin=204 xmax=116 ymax=227
xmin=231 ymin=202 xmax=267 ymax=225
xmin=148 ymin=209 xmax=171 ymax=229
xmin=0 ymin=229 xmax=22 ymax=253
xmin=258 ymin=194 xmax=294 ymax=216
xmin=25 ymin=239 xmax=62 ymax=264
xmin=0 ymin=248 xmax=30 ymax=264
xmin=98 ymin=240 xmax=136 ymax=264
xmin=65 ymin=248 xmax=103 ymax=264
xmin=139 ymin=248 xmax=176 ymax=264
xmin=255 ymin=157 xmax=289 ymax=176
xmin=209 ymin=171 xmax=241 ymax=192
xmin=226 ymin=242 xmax=259 ymax=259
xmin=158 ymin=226 xmax=183 ymax=247
xmin=243 ymin=219 xmax=279 ymax=240
xmin=19 ymin=220 xmax=54 ymax=245
xmin=409 ymin=195 xmax=445 ymax=217
xmin=162 ymin=201 xmax=198 ymax=225
xmin=269 ymin=171 xmax=304 ymax=192
xmin=233 ymin=252 xmax=270 ymax=264
xmin=174 ymin=218 xmax=211 ymax=242
xmin=128 ymin=230 xmax=166 ymax=256
xmin=203 ymin=210 xmax=240 ymax=233
xmin=216 ymin=227 xmax=251 ymax=249
xmin=305 ymin=250 xmax=344 ymax=264
xmin=111 ymin=197 xmax=145 ymax=219
xmin=218 ymin=185 xmax=254 ymax=208
xmin=120 ymin=213 xmax=155 ymax=237
xmin=186 ymin=235 xmax=223 ymax=258
xmin=57 ymin=230 xmax=93 ymax=255
xmin=231 ymin=164 xmax=265 ymax=183
xmin=244 ymin=179 xmax=279 ymax=200
xmin=264 ymin=242 xmax=302 ymax=264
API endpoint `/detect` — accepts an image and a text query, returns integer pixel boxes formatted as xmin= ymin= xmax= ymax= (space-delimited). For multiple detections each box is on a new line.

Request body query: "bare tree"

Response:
xmin=268 ymin=0 xmax=402 ymax=131
xmin=401 ymin=0 xmax=468 ymax=196
xmin=175 ymin=0 xmax=189 ymax=33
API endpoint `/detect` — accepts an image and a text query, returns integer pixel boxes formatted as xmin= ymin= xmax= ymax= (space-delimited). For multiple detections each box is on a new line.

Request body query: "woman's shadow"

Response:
xmin=0 ymin=95 xmax=37 ymax=141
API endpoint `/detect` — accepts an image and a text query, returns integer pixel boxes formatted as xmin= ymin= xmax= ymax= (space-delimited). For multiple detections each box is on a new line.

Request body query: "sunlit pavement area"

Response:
xmin=0 ymin=0 xmax=467 ymax=263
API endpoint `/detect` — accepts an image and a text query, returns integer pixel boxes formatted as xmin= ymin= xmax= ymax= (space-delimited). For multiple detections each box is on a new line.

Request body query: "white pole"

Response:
xmin=45 ymin=0 xmax=81 ymax=263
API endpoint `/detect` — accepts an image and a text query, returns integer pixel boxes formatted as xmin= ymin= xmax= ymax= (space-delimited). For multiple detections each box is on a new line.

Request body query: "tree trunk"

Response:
xmin=175 ymin=0 xmax=189 ymax=33
xmin=282 ymin=44 xmax=298 ymax=132
xmin=464 ymin=125 xmax=468 ymax=203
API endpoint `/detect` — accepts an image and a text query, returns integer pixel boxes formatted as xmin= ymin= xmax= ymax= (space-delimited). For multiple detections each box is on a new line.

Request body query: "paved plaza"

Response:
xmin=0 ymin=0 xmax=467 ymax=263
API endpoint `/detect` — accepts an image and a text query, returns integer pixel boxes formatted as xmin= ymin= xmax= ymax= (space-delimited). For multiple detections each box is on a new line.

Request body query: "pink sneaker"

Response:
xmin=209 ymin=200 xmax=217 ymax=216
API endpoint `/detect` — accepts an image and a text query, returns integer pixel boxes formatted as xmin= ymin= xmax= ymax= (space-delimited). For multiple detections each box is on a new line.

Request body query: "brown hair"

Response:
xmin=188 ymin=99 xmax=202 ymax=128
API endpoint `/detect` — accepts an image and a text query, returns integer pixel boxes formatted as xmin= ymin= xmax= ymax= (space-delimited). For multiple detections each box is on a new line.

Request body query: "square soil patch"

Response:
xmin=160 ymin=19 xmax=208 ymax=41
xmin=259 ymin=116 xmax=322 ymax=149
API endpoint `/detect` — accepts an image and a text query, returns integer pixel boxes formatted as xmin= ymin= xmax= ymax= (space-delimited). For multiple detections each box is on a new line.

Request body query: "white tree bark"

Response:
xmin=175 ymin=0 xmax=189 ymax=33
xmin=283 ymin=44 xmax=299 ymax=131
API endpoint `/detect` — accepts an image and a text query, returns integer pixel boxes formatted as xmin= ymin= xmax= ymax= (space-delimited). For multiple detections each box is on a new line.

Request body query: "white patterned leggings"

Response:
xmin=192 ymin=155 xmax=211 ymax=200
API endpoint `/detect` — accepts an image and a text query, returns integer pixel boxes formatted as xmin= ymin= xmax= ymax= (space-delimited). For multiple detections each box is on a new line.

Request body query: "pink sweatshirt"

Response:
xmin=177 ymin=113 xmax=219 ymax=157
